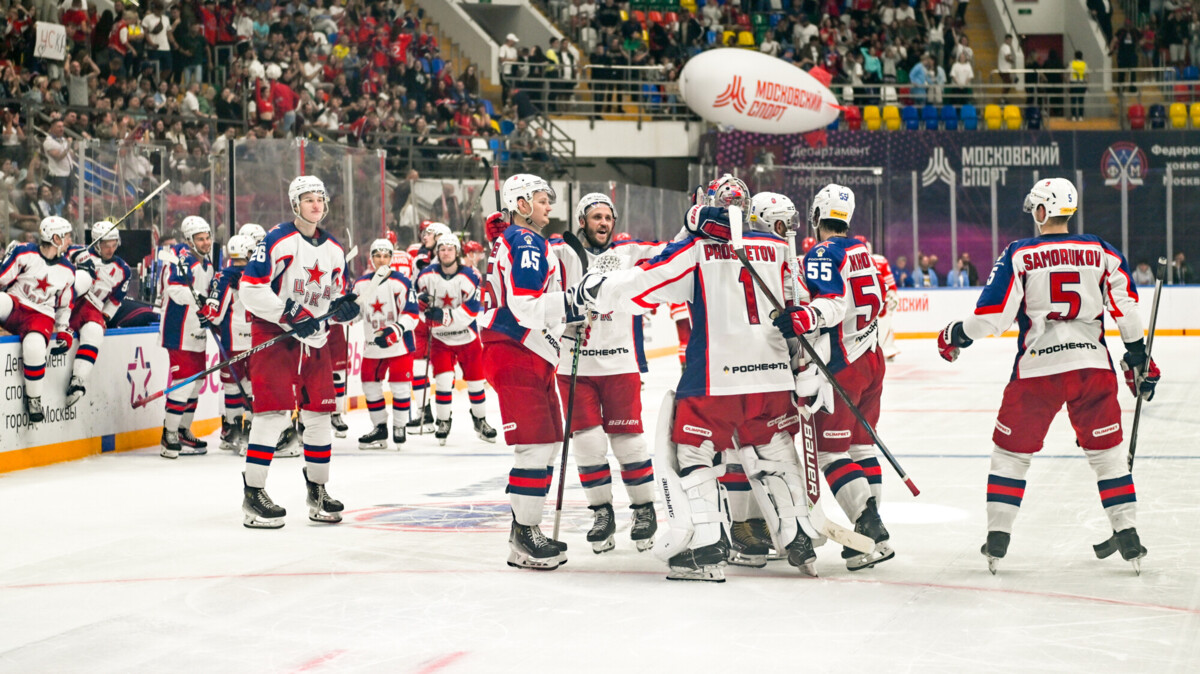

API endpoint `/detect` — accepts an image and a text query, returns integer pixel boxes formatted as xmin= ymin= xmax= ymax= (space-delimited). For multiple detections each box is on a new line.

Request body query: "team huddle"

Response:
xmin=0 ymin=171 xmax=1161 ymax=579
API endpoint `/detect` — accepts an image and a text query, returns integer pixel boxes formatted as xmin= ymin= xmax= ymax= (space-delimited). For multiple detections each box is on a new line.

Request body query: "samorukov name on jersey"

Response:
xmin=1021 ymin=247 xmax=1105 ymax=271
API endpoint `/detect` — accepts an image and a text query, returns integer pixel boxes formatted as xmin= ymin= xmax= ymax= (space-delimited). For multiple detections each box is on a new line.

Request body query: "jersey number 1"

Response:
xmin=737 ymin=267 xmax=761 ymax=325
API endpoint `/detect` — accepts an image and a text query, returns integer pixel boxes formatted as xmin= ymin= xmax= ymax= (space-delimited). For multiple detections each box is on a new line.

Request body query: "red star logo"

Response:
xmin=304 ymin=261 xmax=326 ymax=286
xmin=370 ymin=298 xmax=385 ymax=314
xmin=440 ymin=292 xmax=455 ymax=307
xmin=35 ymin=276 xmax=51 ymax=292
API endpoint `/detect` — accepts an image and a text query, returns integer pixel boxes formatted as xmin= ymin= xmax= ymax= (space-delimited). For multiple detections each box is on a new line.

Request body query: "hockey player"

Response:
xmin=158 ymin=215 xmax=215 ymax=458
xmin=771 ymin=184 xmax=894 ymax=571
xmin=356 ymin=238 xmax=420 ymax=450
xmin=572 ymin=202 xmax=818 ymax=582
xmin=407 ymin=221 xmax=454 ymax=434
xmin=938 ymin=178 xmax=1157 ymax=573
xmin=669 ymin=303 xmax=690 ymax=369
xmin=416 ymin=233 xmax=496 ymax=445
xmin=854 ymin=235 xmax=900 ymax=361
xmin=201 ymin=234 xmax=255 ymax=452
xmin=480 ymin=173 xmax=572 ymax=570
xmin=0 ymin=216 xmax=76 ymax=422
xmin=238 ymin=175 xmax=360 ymax=529
xmin=463 ymin=239 xmax=486 ymax=271
xmin=553 ymin=193 xmax=661 ymax=554
xmin=238 ymin=223 xmax=266 ymax=244
xmin=63 ymin=221 xmax=132 ymax=407
xmin=390 ymin=247 xmax=414 ymax=278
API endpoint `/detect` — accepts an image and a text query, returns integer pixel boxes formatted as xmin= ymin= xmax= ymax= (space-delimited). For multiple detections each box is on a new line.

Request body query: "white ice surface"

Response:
xmin=1 ymin=337 xmax=1198 ymax=673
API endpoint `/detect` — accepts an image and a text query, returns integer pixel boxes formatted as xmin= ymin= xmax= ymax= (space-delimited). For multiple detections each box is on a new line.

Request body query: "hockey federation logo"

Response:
xmin=921 ymin=147 xmax=955 ymax=187
xmin=1102 ymin=142 xmax=1147 ymax=190
xmin=713 ymin=75 xmax=749 ymax=114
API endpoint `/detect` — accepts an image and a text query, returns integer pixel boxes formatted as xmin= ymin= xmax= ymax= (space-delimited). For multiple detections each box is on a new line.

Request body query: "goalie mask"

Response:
xmin=706 ymin=173 xmax=750 ymax=210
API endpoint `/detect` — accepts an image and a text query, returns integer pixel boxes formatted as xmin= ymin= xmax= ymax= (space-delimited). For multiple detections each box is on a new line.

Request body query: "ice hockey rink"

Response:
xmin=1 ymin=336 xmax=1197 ymax=673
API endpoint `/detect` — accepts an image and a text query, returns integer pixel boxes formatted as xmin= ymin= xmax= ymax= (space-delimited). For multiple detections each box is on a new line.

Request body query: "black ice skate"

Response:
xmin=26 ymin=395 xmax=43 ymax=423
xmin=507 ymin=520 xmax=564 ymax=570
xmin=587 ymin=503 xmax=616 ymax=554
xmin=65 ymin=376 xmax=86 ymax=408
xmin=728 ymin=519 xmax=770 ymax=568
xmin=358 ymin=424 xmax=389 ymax=450
xmin=667 ymin=532 xmax=729 ymax=582
xmin=331 ymin=413 xmax=348 ymax=438
xmin=435 ymin=414 xmax=452 ymax=446
xmin=275 ymin=419 xmax=300 ymax=458
xmin=220 ymin=417 xmax=243 ymax=451
xmin=471 ymin=412 xmax=497 ymax=443
xmin=750 ymin=517 xmax=786 ymax=561
xmin=304 ymin=467 xmax=344 ymax=524
xmin=242 ymin=473 xmax=285 ymax=529
xmin=393 ymin=424 xmax=406 ymax=446
xmin=1114 ymin=528 xmax=1148 ymax=575
xmin=178 ymin=427 xmax=208 ymax=455
xmin=630 ymin=503 xmax=657 ymax=552
xmin=787 ymin=530 xmax=818 ymax=577
xmin=981 ymin=531 xmax=1010 ymax=575
xmin=160 ymin=428 xmax=180 ymax=459
xmin=407 ymin=403 xmax=435 ymax=434
xmin=842 ymin=497 xmax=895 ymax=571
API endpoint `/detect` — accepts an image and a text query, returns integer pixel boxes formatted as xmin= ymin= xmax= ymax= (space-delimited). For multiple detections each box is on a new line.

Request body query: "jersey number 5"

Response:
xmin=849 ymin=275 xmax=883 ymax=330
xmin=1047 ymin=271 xmax=1082 ymax=320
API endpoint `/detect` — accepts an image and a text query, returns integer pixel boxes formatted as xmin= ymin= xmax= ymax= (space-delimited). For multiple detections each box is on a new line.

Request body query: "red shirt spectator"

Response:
xmin=391 ymin=32 xmax=413 ymax=64
xmin=199 ymin=2 xmax=218 ymax=45
xmin=60 ymin=5 xmax=90 ymax=43
xmin=269 ymin=80 xmax=298 ymax=115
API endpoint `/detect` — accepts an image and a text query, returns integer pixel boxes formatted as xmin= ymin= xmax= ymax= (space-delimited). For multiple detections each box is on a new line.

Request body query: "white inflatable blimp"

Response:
xmin=679 ymin=48 xmax=840 ymax=134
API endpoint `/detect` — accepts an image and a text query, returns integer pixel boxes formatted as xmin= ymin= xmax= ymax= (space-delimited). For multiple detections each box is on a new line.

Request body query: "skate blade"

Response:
xmin=766 ymin=551 xmax=787 ymax=561
xmin=846 ymin=547 xmax=895 ymax=572
xmin=358 ymin=442 xmax=390 ymax=450
xmin=1131 ymin=558 xmax=1142 ymax=575
xmin=160 ymin=449 xmax=179 ymax=459
xmin=986 ymin=556 xmax=1001 ymax=575
xmin=275 ymin=447 xmax=301 ymax=458
xmin=438 ymin=438 xmax=447 ymax=446
xmin=726 ymin=551 xmax=768 ymax=568
xmin=477 ymin=434 xmax=496 ymax=443
xmin=790 ymin=560 xmax=818 ymax=577
xmin=219 ymin=441 xmax=239 ymax=451
xmin=590 ymin=536 xmax=616 ymax=554
xmin=65 ymin=394 xmax=84 ymax=408
xmin=308 ymin=509 xmax=343 ymax=524
xmin=243 ymin=512 xmax=285 ymax=529
xmin=666 ymin=566 xmax=725 ymax=582
xmin=334 ymin=430 xmax=347 ymax=438
xmin=178 ymin=447 xmax=207 ymax=456
xmin=634 ymin=538 xmax=654 ymax=552
xmin=506 ymin=550 xmax=562 ymax=570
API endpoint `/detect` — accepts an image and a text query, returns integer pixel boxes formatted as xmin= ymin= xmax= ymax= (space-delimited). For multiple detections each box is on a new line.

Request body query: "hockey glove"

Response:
xmin=683 ymin=204 xmax=731 ymax=241
xmin=1121 ymin=341 xmax=1161 ymax=401
xmin=50 ymin=330 xmax=74 ymax=356
xmin=330 ymin=292 xmax=361 ymax=322
xmin=937 ymin=321 xmax=974 ymax=362
xmin=373 ymin=324 xmax=403 ymax=348
xmin=772 ymin=305 xmax=820 ymax=340
xmin=282 ymin=299 xmax=321 ymax=339
xmin=417 ymin=292 xmax=432 ymax=311
xmin=485 ymin=211 xmax=509 ymax=244
xmin=794 ymin=362 xmax=835 ymax=416
xmin=197 ymin=302 xmax=218 ymax=329
xmin=74 ymin=255 xmax=97 ymax=279
xmin=425 ymin=306 xmax=445 ymax=324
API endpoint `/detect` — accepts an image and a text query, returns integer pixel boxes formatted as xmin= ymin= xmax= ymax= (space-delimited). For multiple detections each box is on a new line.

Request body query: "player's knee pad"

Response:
xmin=1084 ymin=446 xmax=1129 ymax=481
xmin=0 ymin=292 xmax=12 ymax=319
xmin=389 ymin=381 xmax=411 ymax=399
xmin=21 ymin=332 xmax=47 ymax=365
xmin=609 ymin=432 xmax=649 ymax=465
xmin=246 ymin=411 xmax=289 ymax=444
xmin=78 ymin=321 xmax=104 ymax=345
xmin=990 ymin=445 xmax=1032 ymax=480
xmin=571 ymin=425 xmax=608 ymax=466
xmin=362 ymin=381 xmax=384 ymax=400
xmin=299 ymin=410 xmax=331 ymax=445
xmin=513 ymin=442 xmax=558 ymax=470
xmin=655 ymin=460 xmax=726 ymax=563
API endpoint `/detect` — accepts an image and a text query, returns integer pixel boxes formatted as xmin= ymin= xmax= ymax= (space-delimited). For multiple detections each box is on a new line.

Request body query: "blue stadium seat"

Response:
xmin=1149 ymin=103 xmax=1167 ymax=129
xmin=1025 ymin=106 xmax=1042 ymax=130
xmin=940 ymin=104 xmax=958 ymax=130
xmin=500 ymin=119 xmax=515 ymax=135
xmin=901 ymin=105 xmax=919 ymax=130
xmin=960 ymin=104 xmax=978 ymax=130
xmin=922 ymin=104 xmax=938 ymax=130
xmin=482 ymin=99 xmax=496 ymax=116
xmin=1185 ymin=65 xmax=1200 ymax=81
xmin=489 ymin=139 xmax=509 ymax=163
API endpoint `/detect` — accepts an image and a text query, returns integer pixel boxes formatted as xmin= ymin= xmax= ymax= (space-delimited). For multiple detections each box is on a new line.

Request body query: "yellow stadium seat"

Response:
xmin=1002 ymin=105 xmax=1022 ymax=130
xmin=882 ymin=105 xmax=901 ymax=130
xmin=1169 ymin=102 xmax=1187 ymax=118
xmin=680 ymin=0 xmax=697 ymax=12
xmin=620 ymin=9 xmax=629 ymax=21
xmin=1191 ymin=103 xmax=1200 ymax=128
xmin=983 ymin=104 xmax=1002 ymax=130
xmin=737 ymin=30 xmax=756 ymax=47
xmin=1170 ymin=112 xmax=1188 ymax=129
xmin=863 ymin=105 xmax=882 ymax=131
xmin=722 ymin=30 xmax=737 ymax=46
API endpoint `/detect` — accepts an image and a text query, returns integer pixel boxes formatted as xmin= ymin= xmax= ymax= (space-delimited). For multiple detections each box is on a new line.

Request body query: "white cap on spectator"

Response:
xmin=506 ymin=33 xmax=519 ymax=43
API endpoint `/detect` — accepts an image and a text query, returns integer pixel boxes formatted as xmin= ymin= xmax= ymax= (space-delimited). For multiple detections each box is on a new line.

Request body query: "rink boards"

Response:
xmin=2 ymin=288 xmax=1197 ymax=471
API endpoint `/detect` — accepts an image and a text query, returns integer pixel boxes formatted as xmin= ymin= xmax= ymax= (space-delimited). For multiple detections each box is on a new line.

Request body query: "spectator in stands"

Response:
xmin=178 ymin=21 xmax=208 ymax=86
xmin=893 ymin=256 xmax=914 ymax=288
xmin=43 ymin=120 xmax=72 ymax=199
xmin=913 ymin=254 xmax=940 ymax=287
xmin=107 ymin=10 xmax=140 ymax=79
xmin=11 ymin=180 xmax=42 ymax=243
xmin=761 ymin=30 xmax=782 ymax=57
xmin=500 ymin=33 xmax=519 ymax=100
xmin=141 ymin=1 xmax=171 ymax=80
xmin=998 ymin=33 xmax=1016 ymax=102
xmin=701 ymin=0 xmax=723 ymax=33
xmin=948 ymin=51 xmax=974 ymax=103
xmin=1175 ymin=252 xmax=1192 ymax=284
xmin=1069 ymin=50 xmax=1088 ymax=121
xmin=1132 ymin=261 xmax=1154 ymax=286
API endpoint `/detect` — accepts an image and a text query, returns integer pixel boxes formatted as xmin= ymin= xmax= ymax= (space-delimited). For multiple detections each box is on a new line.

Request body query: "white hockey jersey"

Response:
xmin=592 ymin=231 xmax=795 ymax=399
xmin=963 ymin=232 xmax=1144 ymax=379
xmin=416 ymin=262 xmax=483 ymax=347
xmin=480 ymin=224 xmax=568 ymax=365
xmin=552 ymin=237 xmax=666 ymax=376
xmin=159 ymin=243 xmax=214 ymax=352
xmin=355 ymin=270 xmax=420 ymax=359
xmin=241 ymin=222 xmax=348 ymax=349
xmin=0 ymin=243 xmax=75 ymax=326
xmin=206 ymin=265 xmax=252 ymax=352
xmin=66 ymin=246 xmax=132 ymax=319
xmin=801 ymin=236 xmax=885 ymax=374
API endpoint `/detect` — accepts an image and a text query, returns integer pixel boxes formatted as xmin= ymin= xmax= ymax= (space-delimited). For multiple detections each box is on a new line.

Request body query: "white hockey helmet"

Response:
xmin=226 ymin=234 xmax=255 ymax=260
xmin=748 ymin=192 xmax=798 ymax=233
xmin=706 ymin=173 xmax=750 ymax=209
xmin=289 ymin=175 xmax=328 ymax=223
xmin=266 ymin=63 xmax=282 ymax=80
xmin=370 ymin=238 xmax=395 ymax=256
xmin=423 ymin=221 xmax=452 ymax=241
xmin=39 ymin=215 xmax=72 ymax=244
xmin=1023 ymin=178 xmax=1078 ymax=227
xmin=91 ymin=219 xmax=121 ymax=246
xmin=180 ymin=215 xmax=211 ymax=243
xmin=809 ymin=183 xmax=855 ymax=229
xmin=238 ymin=222 xmax=266 ymax=242
xmin=435 ymin=233 xmax=461 ymax=253
xmin=502 ymin=173 xmax=556 ymax=216
xmin=574 ymin=192 xmax=617 ymax=226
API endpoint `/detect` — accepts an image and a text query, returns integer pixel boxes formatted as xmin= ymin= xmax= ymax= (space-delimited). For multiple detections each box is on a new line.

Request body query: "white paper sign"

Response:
xmin=34 ymin=22 xmax=67 ymax=61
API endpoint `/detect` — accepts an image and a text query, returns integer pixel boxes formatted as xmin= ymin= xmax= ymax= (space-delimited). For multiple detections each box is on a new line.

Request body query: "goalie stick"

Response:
xmin=1093 ymin=256 xmax=1168 ymax=560
xmin=728 ymin=205 xmax=920 ymax=497
xmin=85 ymin=180 xmax=172 ymax=255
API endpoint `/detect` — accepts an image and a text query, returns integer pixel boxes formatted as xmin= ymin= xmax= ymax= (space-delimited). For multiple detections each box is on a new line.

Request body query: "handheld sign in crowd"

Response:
xmin=679 ymin=48 xmax=840 ymax=134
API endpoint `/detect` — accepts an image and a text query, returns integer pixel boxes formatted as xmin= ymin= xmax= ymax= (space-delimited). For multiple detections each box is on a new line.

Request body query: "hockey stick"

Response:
xmin=85 ymin=180 xmax=172 ymax=255
xmin=551 ymin=230 xmax=591 ymax=541
xmin=461 ymin=156 xmax=492 ymax=238
xmin=728 ymin=206 xmax=920 ymax=497
xmin=417 ymin=323 xmax=435 ymax=435
xmin=1093 ymin=256 xmax=1168 ymax=559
